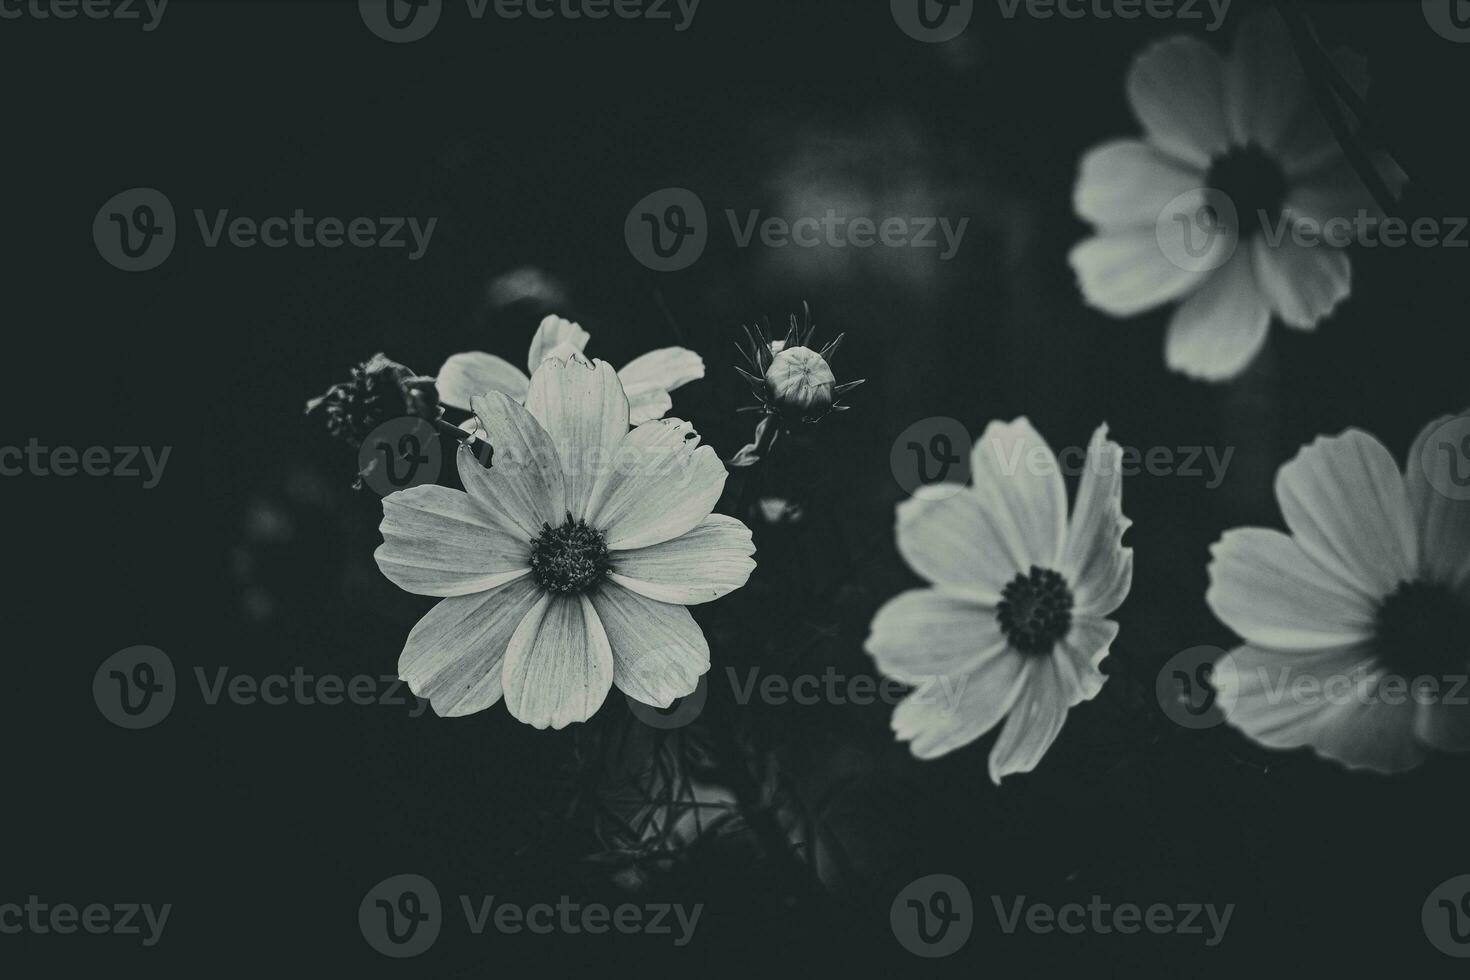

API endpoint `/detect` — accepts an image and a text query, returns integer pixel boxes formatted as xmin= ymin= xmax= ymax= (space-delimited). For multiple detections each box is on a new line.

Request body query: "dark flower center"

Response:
xmin=1374 ymin=580 xmax=1470 ymax=679
xmin=530 ymin=515 xmax=610 ymax=594
xmin=1205 ymin=143 xmax=1288 ymax=236
xmin=997 ymin=566 xmax=1074 ymax=656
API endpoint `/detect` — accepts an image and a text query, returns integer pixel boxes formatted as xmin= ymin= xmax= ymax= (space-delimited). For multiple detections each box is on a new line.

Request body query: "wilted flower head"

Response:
xmin=305 ymin=353 xmax=440 ymax=449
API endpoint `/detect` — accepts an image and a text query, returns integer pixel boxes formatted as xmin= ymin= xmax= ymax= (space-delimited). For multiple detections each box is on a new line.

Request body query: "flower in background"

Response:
xmin=1069 ymin=11 xmax=1389 ymax=381
xmin=866 ymin=419 xmax=1133 ymax=783
xmin=306 ymin=352 xmax=440 ymax=447
xmin=437 ymin=315 xmax=704 ymax=426
xmin=375 ymin=352 xmax=755 ymax=729
xmin=1205 ymin=415 xmax=1470 ymax=773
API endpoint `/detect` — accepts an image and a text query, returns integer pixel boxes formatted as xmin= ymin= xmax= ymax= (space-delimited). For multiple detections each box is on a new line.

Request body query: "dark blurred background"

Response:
xmin=5 ymin=0 xmax=1470 ymax=975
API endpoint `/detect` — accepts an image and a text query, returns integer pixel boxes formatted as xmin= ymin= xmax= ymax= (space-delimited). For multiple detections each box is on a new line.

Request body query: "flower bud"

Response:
xmin=764 ymin=346 xmax=835 ymax=418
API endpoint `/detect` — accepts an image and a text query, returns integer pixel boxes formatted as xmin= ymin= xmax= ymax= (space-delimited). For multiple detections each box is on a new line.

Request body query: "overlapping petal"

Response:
xmin=608 ymin=514 xmax=755 ymax=605
xmin=375 ymin=484 xmax=531 ymax=596
xmin=502 ymin=593 xmax=614 ymax=729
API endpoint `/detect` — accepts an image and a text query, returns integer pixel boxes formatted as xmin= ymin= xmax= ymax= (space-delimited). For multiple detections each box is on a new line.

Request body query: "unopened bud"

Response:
xmin=765 ymin=346 xmax=835 ymax=417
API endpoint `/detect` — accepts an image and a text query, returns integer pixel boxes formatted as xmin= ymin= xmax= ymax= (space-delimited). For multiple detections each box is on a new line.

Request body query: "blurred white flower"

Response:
xmin=1206 ymin=414 xmax=1470 ymax=773
xmin=375 ymin=353 xmax=754 ymax=729
xmin=866 ymin=419 xmax=1133 ymax=783
xmin=1069 ymin=11 xmax=1387 ymax=381
xmin=437 ymin=314 xmax=704 ymax=426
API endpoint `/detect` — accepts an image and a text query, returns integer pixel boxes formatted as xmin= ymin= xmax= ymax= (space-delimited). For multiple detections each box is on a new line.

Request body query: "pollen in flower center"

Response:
xmin=1205 ymin=143 xmax=1289 ymax=236
xmin=529 ymin=515 xmax=610 ymax=594
xmin=996 ymin=566 xmax=1074 ymax=656
xmin=1374 ymin=580 xmax=1470 ymax=678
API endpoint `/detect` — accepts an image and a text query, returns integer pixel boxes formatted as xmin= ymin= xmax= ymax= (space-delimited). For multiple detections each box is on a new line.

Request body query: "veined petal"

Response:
xmin=1127 ymin=35 xmax=1231 ymax=169
xmin=1056 ymin=615 xmax=1116 ymax=707
xmin=524 ymin=353 xmax=630 ymax=521
xmin=1165 ymin=244 xmax=1272 ymax=381
xmin=1217 ymin=643 xmax=1427 ymax=774
xmin=590 ymin=584 xmax=709 ymax=709
xmin=1275 ymin=430 xmax=1418 ymax=599
xmin=892 ymin=651 xmax=1030 ymax=761
xmin=436 ymin=352 xmax=529 ymax=411
xmin=1069 ymin=230 xmax=1208 ymax=318
xmin=988 ymin=657 xmax=1070 ymax=784
xmin=375 ymin=485 xmax=532 ymax=597
xmin=502 ymin=593 xmax=614 ymax=729
xmin=1407 ymin=413 xmax=1470 ymax=593
xmin=1206 ymin=527 xmax=1376 ymax=650
xmin=970 ymin=418 xmax=1068 ymax=572
xmin=619 ymin=347 xmax=705 ymax=393
xmin=1073 ymin=140 xmax=1205 ymax=231
xmin=526 ymin=315 xmax=591 ymax=375
xmin=1062 ymin=424 xmax=1133 ymax=617
xmin=468 ymin=393 xmax=567 ymax=538
xmin=895 ymin=486 xmax=1017 ymax=603
xmin=586 ymin=418 xmax=727 ymax=551
xmin=398 ymin=576 xmax=543 ymax=717
xmin=1251 ymin=234 xmax=1351 ymax=331
xmin=608 ymin=514 xmax=755 ymax=605
xmin=866 ymin=588 xmax=1007 ymax=685
xmin=1224 ymin=10 xmax=1307 ymax=154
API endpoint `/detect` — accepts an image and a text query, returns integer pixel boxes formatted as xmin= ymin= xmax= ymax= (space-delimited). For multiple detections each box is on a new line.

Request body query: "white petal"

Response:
xmin=1416 ymin=699 xmax=1470 ymax=754
xmin=585 ymin=418 xmax=727 ymax=551
xmin=1206 ymin=527 xmax=1376 ymax=650
xmin=435 ymin=352 xmax=529 ymax=411
xmin=619 ymin=347 xmax=705 ymax=393
xmin=1126 ymin=35 xmax=1231 ymax=169
xmin=590 ymin=583 xmax=709 ymax=709
xmin=502 ymin=593 xmax=614 ymax=729
xmin=1407 ymin=412 xmax=1470 ymax=593
xmin=892 ymin=651 xmax=1030 ymax=760
xmin=866 ymin=589 xmax=1007 ymax=685
xmin=1285 ymin=160 xmax=1381 ymax=228
xmin=1164 ymin=246 xmax=1272 ymax=381
xmin=1069 ymin=231 xmax=1207 ymax=318
xmin=608 ymin=514 xmax=755 ymax=605
xmin=467 ymin=394 xmax=567 ymax=538
xmin=375 ymin=485 xmax=532 ymax=597
xmin=1251 ymin=234 xmax=1351 ymax=331
xmin=624 ymin=386 xmax=674 ymax=426
xmin=1217 ymin=643 xmax=1427 ymax=773
xmin=523 ymin=353 xmax=630 ymax=520
xmin=1073 ymin=140 xmax=1204 ymax=231
xmin=1062 ymin=424 xmax=1133 ymax=617
xmin=526 ymin=315 xmax=590 ymax=375
xmin=1055 ymin=615 xmax=1116 ymax=707
xmin=1275 ymin=430 xmax=1418 ymax=598
xmin=988 ymin=658 xmax=1070 ymax=784
xmin=398 ymin=576 xmax=543 ymax=717
xmin=969 ymin=418 xmax=1068 ymax=572
xmin=896 ymin=486 xmax=1017 ymax=602
xmin=1224 ymin=10 xmax=1308 ymax=153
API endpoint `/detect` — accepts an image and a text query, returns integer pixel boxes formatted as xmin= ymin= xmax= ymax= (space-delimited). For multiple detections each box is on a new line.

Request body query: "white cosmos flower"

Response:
xmin=375 ymin=352 xmax=755 ymax=729
xmin=866 ymin=419 xmax=1133 ymax=783
xmin=1069 ymin=11 xmax=1384 ymax=381
xmin=437 ymin=314 xmax=705 ymax=426
xmin=1205 ymin=415 xmax=1470 ymax=773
